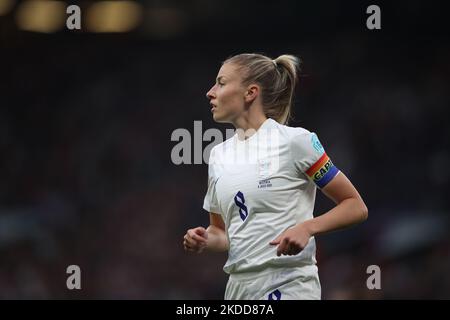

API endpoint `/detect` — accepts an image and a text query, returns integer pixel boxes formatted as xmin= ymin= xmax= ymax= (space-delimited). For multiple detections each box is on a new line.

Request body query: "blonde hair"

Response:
xmin=224 ymin=53 xmax=300 ymax=124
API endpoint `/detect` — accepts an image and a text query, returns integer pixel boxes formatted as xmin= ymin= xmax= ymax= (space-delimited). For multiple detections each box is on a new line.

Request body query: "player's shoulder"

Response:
xmin=275 ymin=120 xmax=314 ymax=143
xmin=275 ymin=121 xmax=327 ymax=156
xmin=210 ymin=134 xmax=234 ymax=153
xmin=207 ymin=134 xmax=235 ymax=164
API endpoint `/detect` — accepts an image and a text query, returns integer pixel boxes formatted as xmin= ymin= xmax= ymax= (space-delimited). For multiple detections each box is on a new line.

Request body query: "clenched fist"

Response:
xmin=183 ymin=227 xmax=208 ymax=253
xmin=269 ymin=223 xmax=312 ymax=256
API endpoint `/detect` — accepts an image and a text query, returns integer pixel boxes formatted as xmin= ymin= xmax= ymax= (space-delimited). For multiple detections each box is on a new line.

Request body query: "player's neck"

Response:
xmin=232 ymin=112 xmax=268 ymax=140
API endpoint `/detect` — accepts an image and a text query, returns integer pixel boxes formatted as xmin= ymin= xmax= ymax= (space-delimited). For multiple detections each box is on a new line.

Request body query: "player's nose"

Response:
xmin=206 ymin=86 xmax=216 ymax=100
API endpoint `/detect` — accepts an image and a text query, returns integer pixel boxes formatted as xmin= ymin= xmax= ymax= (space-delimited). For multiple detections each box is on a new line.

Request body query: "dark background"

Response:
xmin=0 ymin=0 xmax=449 ymax=299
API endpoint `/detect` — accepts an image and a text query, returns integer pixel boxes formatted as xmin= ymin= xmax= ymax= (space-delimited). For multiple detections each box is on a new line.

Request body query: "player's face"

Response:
xmin=206 ymin=63 xmax=247 ymax=123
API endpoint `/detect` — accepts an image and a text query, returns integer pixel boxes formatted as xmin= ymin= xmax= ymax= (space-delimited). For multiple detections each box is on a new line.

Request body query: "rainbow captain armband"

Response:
xmin=305 ymin=153 xmax=340 ymax=188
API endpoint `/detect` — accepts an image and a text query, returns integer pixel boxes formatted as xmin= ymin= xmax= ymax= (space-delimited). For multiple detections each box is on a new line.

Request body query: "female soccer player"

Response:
xmin=183 ymin=53 xmax=368 ymax=300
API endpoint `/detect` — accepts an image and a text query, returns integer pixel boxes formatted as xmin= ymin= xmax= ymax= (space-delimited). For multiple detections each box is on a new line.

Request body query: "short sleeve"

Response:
xmin=202 ymin=149 xmax=221 ymax=214
xmin=290 ymin=131 xmax=340 ymax=189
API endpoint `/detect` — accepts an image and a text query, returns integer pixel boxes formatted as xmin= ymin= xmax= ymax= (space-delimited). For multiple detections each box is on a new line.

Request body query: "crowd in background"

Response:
xmin=1 ymin=0 xmax=449 ymax=299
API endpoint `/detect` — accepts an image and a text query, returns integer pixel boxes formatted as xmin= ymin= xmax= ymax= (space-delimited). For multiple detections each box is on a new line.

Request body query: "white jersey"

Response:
xmin=203 ymin=118 xmax=340 ymax=275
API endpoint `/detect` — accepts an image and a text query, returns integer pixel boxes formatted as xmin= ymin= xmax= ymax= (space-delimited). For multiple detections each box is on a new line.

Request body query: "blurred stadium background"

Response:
xmin=0 ymin=0 xmax=449 ymax=299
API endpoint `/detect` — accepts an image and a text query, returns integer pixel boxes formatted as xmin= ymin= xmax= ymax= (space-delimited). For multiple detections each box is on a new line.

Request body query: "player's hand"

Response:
xmin=269 ymin=223 xmax=312 ymax=256
xmin=183 ymin=227 xmax=208 ymax=253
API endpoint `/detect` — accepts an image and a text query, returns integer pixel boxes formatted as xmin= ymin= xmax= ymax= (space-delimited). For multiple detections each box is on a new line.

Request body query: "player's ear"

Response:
xmin=244 ymin=84 xmax=259 ymax=103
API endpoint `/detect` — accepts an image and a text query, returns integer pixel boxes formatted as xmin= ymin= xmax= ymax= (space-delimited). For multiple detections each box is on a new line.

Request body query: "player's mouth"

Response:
xmin=210 ymin=102 xmax=217 ymax=112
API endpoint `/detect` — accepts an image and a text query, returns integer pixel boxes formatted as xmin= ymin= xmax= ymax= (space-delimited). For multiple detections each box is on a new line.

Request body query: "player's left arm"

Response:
xmin=304 ymin=172 xmax=368 ymax=236
xmin=270 ymin=172 xmax=368 ymax=256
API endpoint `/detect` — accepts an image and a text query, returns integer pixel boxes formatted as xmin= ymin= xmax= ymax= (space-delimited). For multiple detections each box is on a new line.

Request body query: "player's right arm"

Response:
xmin=183 ymin=213 xmax=229 ymax=253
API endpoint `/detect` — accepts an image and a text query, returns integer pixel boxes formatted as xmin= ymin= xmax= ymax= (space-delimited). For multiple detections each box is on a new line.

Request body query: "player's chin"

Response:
xmin=212 ymin=111 xmax=228 ymax=123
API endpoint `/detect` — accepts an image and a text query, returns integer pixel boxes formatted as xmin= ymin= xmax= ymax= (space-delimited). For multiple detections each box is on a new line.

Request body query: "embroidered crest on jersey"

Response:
xmin=234 ymin=191 xmax=248 ymax=221
xmin=305 ymin=152 xmax=339 ymax=188
xmin=257 ymin=158 xmax=272 ymax=178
